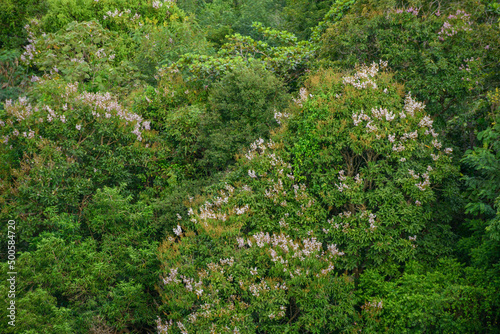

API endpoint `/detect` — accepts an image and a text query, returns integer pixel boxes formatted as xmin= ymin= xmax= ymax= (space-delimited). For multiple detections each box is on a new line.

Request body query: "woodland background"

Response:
xmin=0 ymin=0 xmax=499 ymax=333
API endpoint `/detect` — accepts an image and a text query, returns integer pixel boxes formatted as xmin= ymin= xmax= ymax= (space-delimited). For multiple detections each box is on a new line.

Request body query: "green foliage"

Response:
xmin=179 ymin=0 xmax=286 ymax=42
xmin=311 ymin=0 xmax=355 ymax=41
xmin=359 ymin=258 xmax=500 ymax=332
xmin=282 ymin=0 xmax=334 ymax=40
xmin=456 ymin=92 xmax=500 ymax=298
xmin=0 ymin=186 xmax=161 ymax=333
xmin=0 ymin=78 xmax=165 ymax=244
xmin=21 ymin=20 xmax=142 ymax=94
xmin=19 ymin=8 xmax=209 ymax=93
xmin=40 ymin=0 xmax=185 ymax=33
xmin=200 ymin=62 xmax=290 ymax=173
xmin=319 ymin=0 xmax=500 ymax=146
xmin=156 ymin=131 xmax=356 ymax=333
xmin=156 ymin=63 xmax=464 ymax=332
xmin=462 ymin=93 xmax=500 ymax=223
xmin=2 ymin=0 xmax=500 ymax=332
xmin=168 ymin=22 xmax=315 ymax=88
xmin=0 ymin=286 xmax=76 ymax=334
xmin=0 ymin=49 xmax=28 ymax=102
xmin=0 ymin=0 xmax=48 ymax=49
xmin=134 ymin=62 xmax=290 ymax=177
xmin=284 ymin=64 xmax=457 ymax=274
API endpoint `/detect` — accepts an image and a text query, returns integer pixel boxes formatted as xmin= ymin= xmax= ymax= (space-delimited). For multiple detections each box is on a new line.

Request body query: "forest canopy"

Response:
xmin=0 ymin=0 xmax=499 ymax=333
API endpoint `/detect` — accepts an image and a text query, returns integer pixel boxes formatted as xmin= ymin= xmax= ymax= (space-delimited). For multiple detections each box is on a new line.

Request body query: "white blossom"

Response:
xmin=173 ymin=225 xmax=182 ymax=236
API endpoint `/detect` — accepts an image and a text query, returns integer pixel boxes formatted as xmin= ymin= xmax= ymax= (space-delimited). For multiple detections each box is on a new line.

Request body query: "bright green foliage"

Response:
xmin=0 ymin=286 xmax=75 ymax=333
xmin=133 ymin=16 xmax=210 ymax=83
xmin=154 ymin=104 xmax=205 ymax=177
xmin=169 ymin=22 xmax=315 ymax=87
xmin=311 ymin=0 xmax=355 ymax=41
xmin=21 ymin=20 xmax=142 ymax=94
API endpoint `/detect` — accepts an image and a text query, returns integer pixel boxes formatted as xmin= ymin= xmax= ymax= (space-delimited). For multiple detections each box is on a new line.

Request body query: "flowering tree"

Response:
xmin=286 ymin=62 xmax=457 ymax=275
xmin=319 ymin=2 xmax=500 ymax=154
xmin=156 ymin=63 xmax=457 ymax=332
xmin=157 ymin=135 xmax=357 ymax=333
xmin=0 ymin=77 xmax=163 ymax=243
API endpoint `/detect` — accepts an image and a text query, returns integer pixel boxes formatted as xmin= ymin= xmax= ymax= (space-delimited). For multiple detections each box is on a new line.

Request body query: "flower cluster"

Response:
xmin=395 ymin=6 xmax=419 ymax=15
xmin=103 ymin=8 xmax=132 ymax=19
xmin=274 ymin=110 xmax=290 ymax=125
xmin=362 ymin=300 xmax=384 ymax=310
xmin=156 ymin=317 xmax=174 ymax=334
xmin=437 ymin=9 xmax=473 ymax=40
xmin=76 ymin=88 xmax=149 ymax=141
xmin=292 ymin=87 xmax=310 ymax=106
xmin=244 ymin=137 xmax=277 ymax=161
xmin=343 ymin=60 xmax=387 ymax=90
xmin=152 ymin=0 xmax=175 ymax=10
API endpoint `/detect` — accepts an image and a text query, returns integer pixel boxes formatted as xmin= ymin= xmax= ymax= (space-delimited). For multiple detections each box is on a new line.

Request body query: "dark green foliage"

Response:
xmin=0 ymin=50 xmax=28 ymax=102
xmin=200 ymin=62 xmax=290 ymax=172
